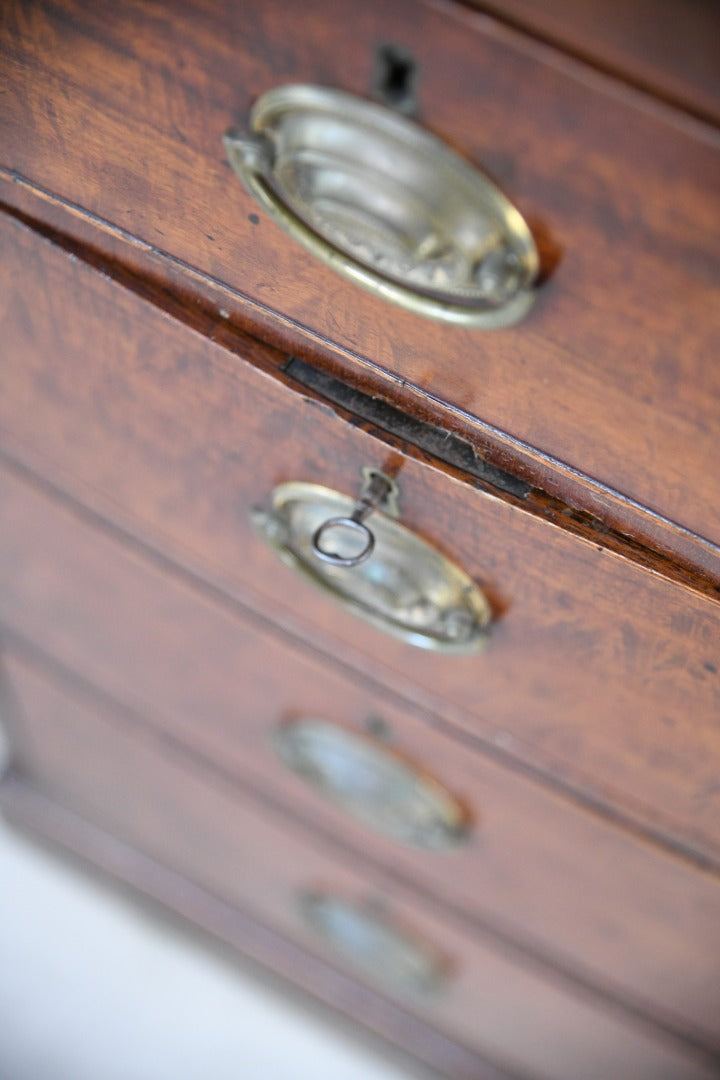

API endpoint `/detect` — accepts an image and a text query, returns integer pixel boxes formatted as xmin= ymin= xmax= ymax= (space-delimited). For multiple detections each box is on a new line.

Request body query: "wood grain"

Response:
xmin=3 ymin=184 xmax=719 ymax=589
xmin=466 ymin=0 xmax=720 ymax=125
xmin=3 ymin=649 xmax=718 ymax=1080
xmin=1 ymin=462 xmax=719 ymax=1045
xmin=1 ymin=212 xmax=719 ymax=862
xmin=1 ymin=0 xmax=720 ymax=549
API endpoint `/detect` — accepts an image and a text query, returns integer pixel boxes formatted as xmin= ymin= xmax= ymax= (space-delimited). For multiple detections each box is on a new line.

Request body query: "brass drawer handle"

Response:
xmin=274 ymin=717 xmax=471 ymax=851
xmin=252 ymin=469 xmax=492 ymax=653
xmin=299 ymin=891 xmax=451 ymax=995
xmin=224 ymin=84 xmax=538 ymax=327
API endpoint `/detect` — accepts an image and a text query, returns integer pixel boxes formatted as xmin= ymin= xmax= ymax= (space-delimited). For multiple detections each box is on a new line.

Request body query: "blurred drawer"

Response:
xmin=1 ymin=462 xmax=719 ymax=1046
xmin=2 ymin=212 xmax=719 ymax=862
xmin=2 ymin=0 xmax=720 ymax=549
xmin=1 ymin=649 xmax=717 ymax=1080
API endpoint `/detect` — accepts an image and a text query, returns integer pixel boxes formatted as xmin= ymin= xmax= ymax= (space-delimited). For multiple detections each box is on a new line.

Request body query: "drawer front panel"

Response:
xmin=1 ymin=463 xmax=719 ymax=1043
xmin=2 ymin=0 xmax=720 ymax=545
xmin=2 ymin=212 xmax=719 ymax=859
xmin=2 ymin=650 xmax=716 ymax=1080
xmin=464 ymin=0 xmax=720 ymax=123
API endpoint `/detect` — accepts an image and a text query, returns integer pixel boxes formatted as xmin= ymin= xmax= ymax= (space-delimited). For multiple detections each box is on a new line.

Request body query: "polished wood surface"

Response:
xmin=3 ymin=649 xmax=717 ymax=1080
xmin=2 ymin=461 xmax=719 ymax=1043
xmin=3 ymin=182 xmax=717 ymax=589
xmin=2 ymin=2 xmax=719 ymax=1074
xmin=469 ymin=0 xmax=720 ymax=125
xmin=2 ymin=0 xmax=720 ymax=552
xmin=2 ymin=212 xmax=719 ymax=864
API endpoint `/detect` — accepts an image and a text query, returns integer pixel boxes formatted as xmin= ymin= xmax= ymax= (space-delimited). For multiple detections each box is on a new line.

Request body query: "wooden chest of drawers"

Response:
xmin=2 ymin=2 xmax=719 ymax=1077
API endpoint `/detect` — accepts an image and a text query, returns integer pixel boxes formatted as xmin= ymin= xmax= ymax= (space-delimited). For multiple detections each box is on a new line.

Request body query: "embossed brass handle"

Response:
xmin=224 ymin=84 xmax=539 ymax=327
xmin=251 ymin=469 xmax=492 ymax=653
xmin=299 ymin=891 xmax=451 ymax=995
xmin=274 ymin=717 xmax=471 ymax=850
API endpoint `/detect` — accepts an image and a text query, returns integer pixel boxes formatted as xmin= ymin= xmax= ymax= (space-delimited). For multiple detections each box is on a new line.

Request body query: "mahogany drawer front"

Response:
xmin=1 ymin=463 xmax=719 ymax=1046
xmin=2 ymin=651 xmax=717 ymax=1080
xmin=465 ymin=0 xmax=720 ymax=124
xmin=2 ymin=212 xmax=719 ymax=862
xmin=2 ymin=0 xmax=720 ymax=551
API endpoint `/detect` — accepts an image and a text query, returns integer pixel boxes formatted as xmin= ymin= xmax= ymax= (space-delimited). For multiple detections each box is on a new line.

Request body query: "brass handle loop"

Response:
xmin=224 ymin=85 xmax=539 ymax=328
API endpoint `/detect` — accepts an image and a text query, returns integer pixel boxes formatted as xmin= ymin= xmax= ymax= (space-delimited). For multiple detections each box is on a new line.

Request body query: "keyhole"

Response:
xmin=373 ymin=43 xmax=419 ymax=116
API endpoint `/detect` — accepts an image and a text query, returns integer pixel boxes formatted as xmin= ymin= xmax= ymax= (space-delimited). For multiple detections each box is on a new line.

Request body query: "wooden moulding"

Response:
xmin=1 ymin=649 xmax=718 ymax=1080
xmin=1 ymin=0 xmax=720 ymax=551
xmin=3 ymin=185 xmax=719 ymax=590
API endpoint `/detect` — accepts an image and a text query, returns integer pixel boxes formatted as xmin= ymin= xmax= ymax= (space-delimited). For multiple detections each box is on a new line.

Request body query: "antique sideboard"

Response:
xmin=1 ymin=2 xmax=719 ymax=1077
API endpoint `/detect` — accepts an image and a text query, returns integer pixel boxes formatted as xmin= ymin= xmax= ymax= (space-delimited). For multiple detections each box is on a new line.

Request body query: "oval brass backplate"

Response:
xmin=224 ymin=84 xmax=539 ymax=327
xmin=251 ymin=480 xmax=492 ymax=654
xmin=299 ymin=891 xmax=451 ymax=996
xmin=274 ymin=718 xmax=471 ymax=851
